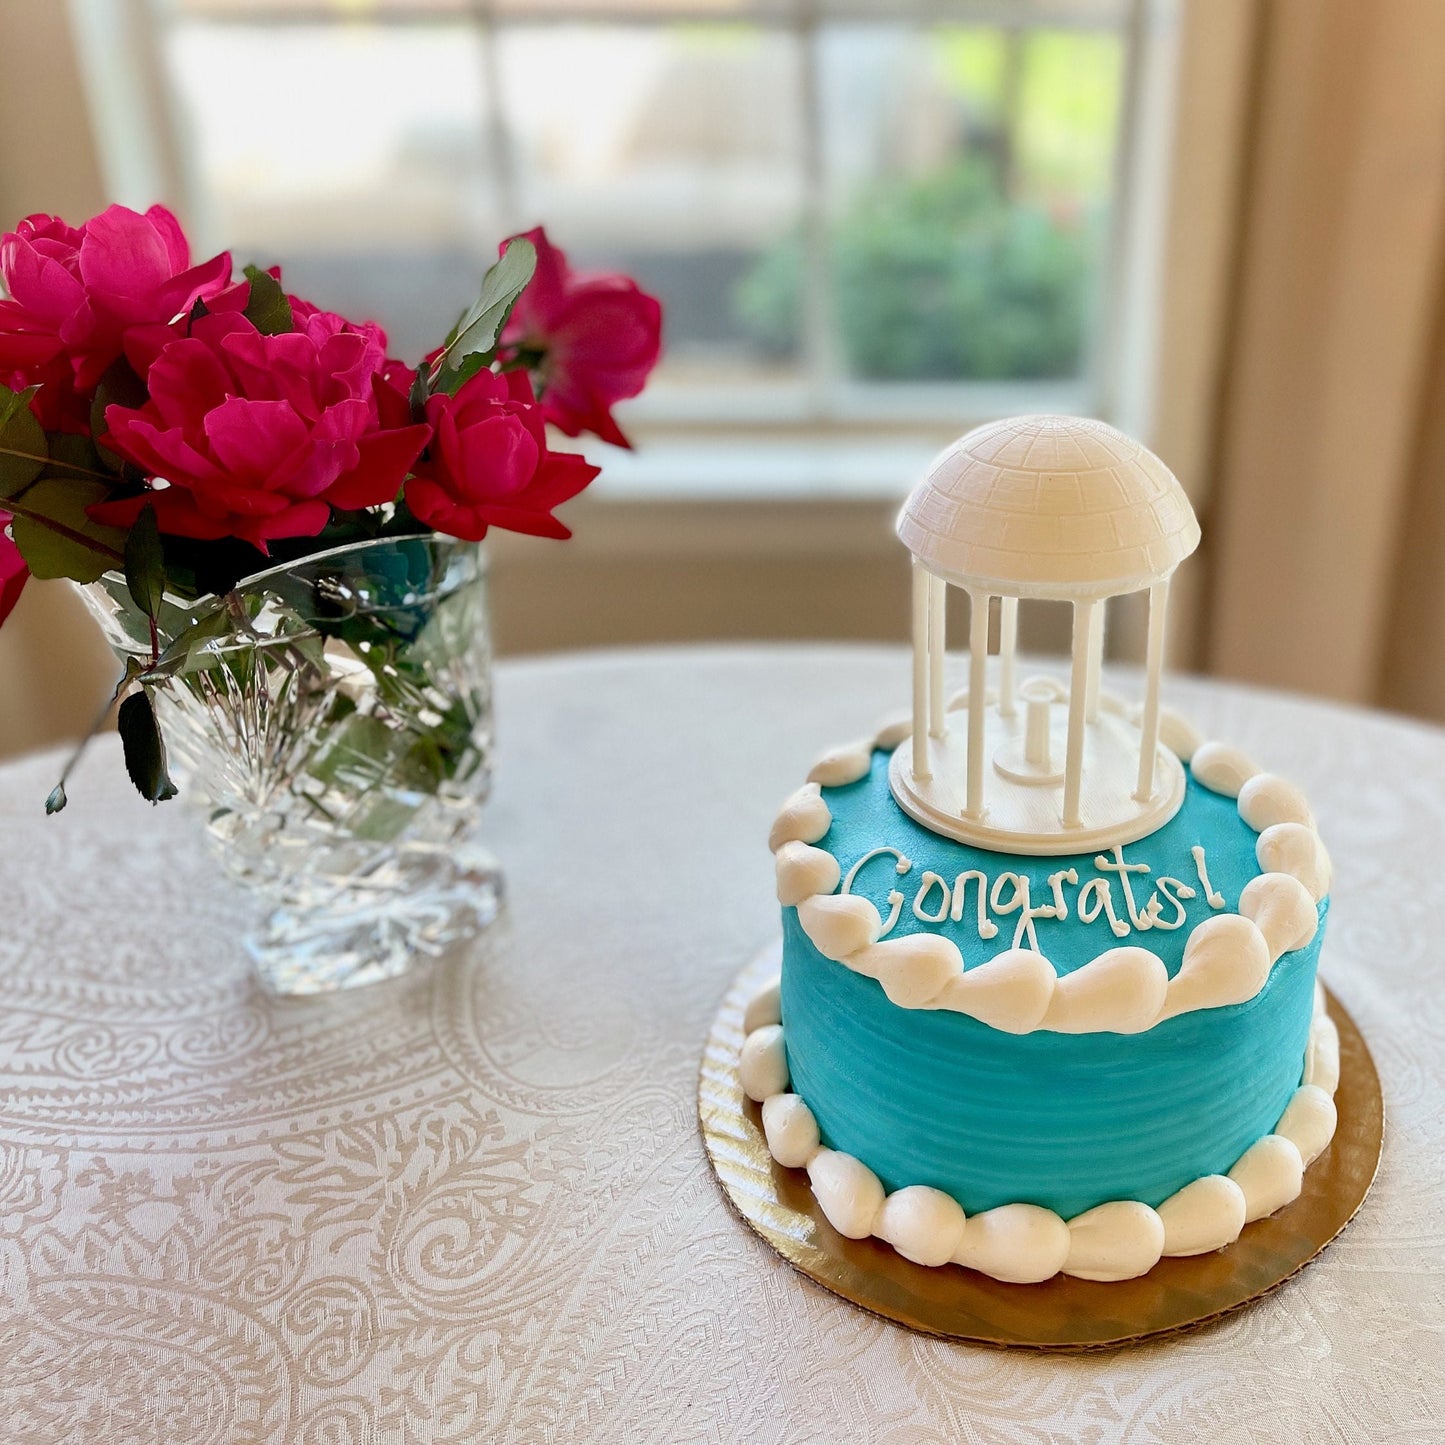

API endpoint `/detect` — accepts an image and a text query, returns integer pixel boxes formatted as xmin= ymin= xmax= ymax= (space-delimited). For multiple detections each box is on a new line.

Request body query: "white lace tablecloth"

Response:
xmin=0 ymin=646 xmax=1439 ymax=1444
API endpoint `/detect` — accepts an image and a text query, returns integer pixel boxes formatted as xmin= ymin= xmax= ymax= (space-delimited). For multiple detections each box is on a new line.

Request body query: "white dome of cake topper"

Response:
xmin=897 ymin=415 xmax=1200 ymax=599
xmin=891 ymin=415 xmax=1201 ymax=855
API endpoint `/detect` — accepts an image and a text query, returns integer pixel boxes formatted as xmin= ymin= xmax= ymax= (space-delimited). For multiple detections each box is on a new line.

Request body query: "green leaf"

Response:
xmin=243 ymin=265 xmax=293 ymax=336
xmin=149 ymin=605 xmax=234 ymax=677
xmin=117 ymin=690 xmax=178 ymax=804
xmin=47 ymin=432 xmax=110 ymax=481
xmin=45 ymin=782 xmax=67 ymax=815
xmin=123 ymin=503 xmax=166 ymax=617
xmin=428 ymin=352 xmax=488 ymax=400
xmin=408 ymin=364 xmax=430 ymax=414
xmin=437 ymin=236 xmax=536 ymax=374
xmin=9 ymin=477 xmax=127 ymax=583
xmin=112 ymin=655 xmax=148 ymax=699
xmin=291 ymin=632 xmax=326 ymax=673
xmin=0 ymin=387 xmax=46 ymax=498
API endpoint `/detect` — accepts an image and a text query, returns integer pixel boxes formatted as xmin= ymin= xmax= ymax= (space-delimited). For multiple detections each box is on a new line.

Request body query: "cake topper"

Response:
xmin=890 ymin=414 xmax=1200 ymax=855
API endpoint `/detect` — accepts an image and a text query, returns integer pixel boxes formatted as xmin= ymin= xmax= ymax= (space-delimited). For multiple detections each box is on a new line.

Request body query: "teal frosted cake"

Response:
xmin=740 ymin=417 xmax=1338 ymax=1283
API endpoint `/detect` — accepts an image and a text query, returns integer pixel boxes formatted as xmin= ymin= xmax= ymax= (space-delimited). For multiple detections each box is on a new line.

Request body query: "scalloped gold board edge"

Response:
xmin=698 ymin=944 xmax=1383 ymax=1351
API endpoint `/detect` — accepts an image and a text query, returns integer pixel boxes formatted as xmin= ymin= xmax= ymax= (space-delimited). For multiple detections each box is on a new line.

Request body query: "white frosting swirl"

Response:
xmin=1189 ymin=741 xmax=1261 ymax=798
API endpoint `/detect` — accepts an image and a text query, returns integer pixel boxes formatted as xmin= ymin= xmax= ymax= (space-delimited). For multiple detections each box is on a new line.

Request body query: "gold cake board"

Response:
xmin=698 ymin=944 xmax=1384 ymax=1351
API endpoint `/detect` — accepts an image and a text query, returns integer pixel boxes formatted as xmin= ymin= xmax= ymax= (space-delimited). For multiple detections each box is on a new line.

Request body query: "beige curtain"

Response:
xmin=1200 ymin=0 xmax=1445 ymax=711
xmin=0 ymin=2 xmax=118 ymax=758
xmin=1382 ymin=272 xmax=1445 ymax=719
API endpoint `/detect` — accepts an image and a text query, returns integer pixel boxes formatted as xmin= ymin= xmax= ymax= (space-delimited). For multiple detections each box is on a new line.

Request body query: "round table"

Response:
xmin=0 ymin=646 xmax=1437 ymax=1443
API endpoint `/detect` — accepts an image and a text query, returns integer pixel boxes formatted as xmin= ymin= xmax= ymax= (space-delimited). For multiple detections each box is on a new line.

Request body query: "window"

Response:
xmin=91 ymin=0 xmax=1147 ymax=496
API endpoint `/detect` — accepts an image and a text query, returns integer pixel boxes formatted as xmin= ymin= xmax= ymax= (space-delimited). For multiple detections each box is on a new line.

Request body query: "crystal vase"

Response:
xmin=80 ymin=535 xmax=501 ymax=995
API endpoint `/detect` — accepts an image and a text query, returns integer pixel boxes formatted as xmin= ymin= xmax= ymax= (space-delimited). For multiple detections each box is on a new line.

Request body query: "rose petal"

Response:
xmin=0 ymin=520 xmax=29 ymax=627
xmin=78 ymin=205 xmax=180 ymax=298
xmin=326 ymin=423 xmax=430 ymax=511
xmin=203 ymin=397 xmax=311 ymax=481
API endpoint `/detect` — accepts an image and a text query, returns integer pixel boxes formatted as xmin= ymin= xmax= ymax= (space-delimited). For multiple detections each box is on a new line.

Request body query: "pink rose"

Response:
xmin=93 ymin=309 xmax=430 ymax=550
xmin=5 ymin=354 xmax=90 ymax=434
xmin=404 ymin=369 xmax=599 ymax=542
xmin=210 ymin=272 xmax=403 ymax=416
xmin=290 ymin=294 xmax=387 ymax=360
xmin=211 ymin=269 xmax=392 ymax=376
xmin=0 ymin=205 xmax=232 ymax=394
xmin=0 ymin=513 xmax=27 ymax=628
xmin=502 ymin=227 xmax=661 ymax=449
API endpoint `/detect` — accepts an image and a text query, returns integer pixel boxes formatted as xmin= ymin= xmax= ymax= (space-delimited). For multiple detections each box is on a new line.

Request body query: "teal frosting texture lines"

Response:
xmin=778 ymin=751 xmax=1329 ymax=1219
xmin=781 ymin=907 xmax=1324 ymax=1218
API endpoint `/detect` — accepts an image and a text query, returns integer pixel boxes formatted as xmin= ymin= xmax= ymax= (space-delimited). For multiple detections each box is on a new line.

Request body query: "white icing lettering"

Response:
xmin=841 ymin=842 xmax=1224 ymax=948
xmin=880 ymin=890 xmax=906 ymax=938
xmin=989 ymin=872 xmax=1038 ymax=952
xmin=1045 ymin=868 xmax=1078 ymax=920
xmin=1077 ymin=878 xmax=1129 ymax=938
xmin=950 ymin=870 xmax=999 ymax=939
xmin=842 ymin=848 xmax=912 ymax=938
xmin=989 ymin=872 xmax=1052 ymax=953
xmin=1144 ymin=876 xmax=1194 ymax=930
xmin=1094 ymin=846 xmax=1152 ymax=930
xmin=1191 ymin=845 xmax=1226 ymax=908
xmin=843 ymin=846 xmax=911 ymax=894
xmin=913 ymin=871 xmax=951 ymax=924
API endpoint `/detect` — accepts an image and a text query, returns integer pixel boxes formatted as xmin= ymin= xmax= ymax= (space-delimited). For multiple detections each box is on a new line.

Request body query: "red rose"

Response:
xmin=6 ymin=354 xmax=90 ymax=434
xmin=404 ymin=369 xmax=599 ymax=542
xmin=0 ymin=512 xmax=27 ymax=628
xmin=502 ymin=227 xmax=661 ymax=449
xmin=0 ymin=205 xmax=232 ymax=393
xmin=93 ymin=309 xmax=430 ymax=550
xmin=289 ymin=294 xmax=387 ymax=356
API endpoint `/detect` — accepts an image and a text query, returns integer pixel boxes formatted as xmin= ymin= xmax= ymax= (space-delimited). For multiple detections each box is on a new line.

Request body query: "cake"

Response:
xmin=741 ymin=416 xmax=1338 ymax=1284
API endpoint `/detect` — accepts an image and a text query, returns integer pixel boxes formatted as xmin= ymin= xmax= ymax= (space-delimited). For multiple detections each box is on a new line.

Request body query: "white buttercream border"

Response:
xmin=739 ymin=976 xmax=1341 ymax=1283
xmin=770 ymin=707 xmax=1332 ymax=1035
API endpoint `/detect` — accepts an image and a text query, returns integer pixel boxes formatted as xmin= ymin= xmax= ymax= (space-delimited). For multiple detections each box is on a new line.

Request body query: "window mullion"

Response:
xmin=796 ymin=1 xmax=837 ymax=423
xmin=1090 ymin=0 xmax=1148 ymax=424
xmin=474 ymin=0 xmax=520 ymax=236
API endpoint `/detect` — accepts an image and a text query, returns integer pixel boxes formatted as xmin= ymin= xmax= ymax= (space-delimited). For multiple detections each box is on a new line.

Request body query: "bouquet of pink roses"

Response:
xmin=0 ymin=204 xmax=661 ymax=808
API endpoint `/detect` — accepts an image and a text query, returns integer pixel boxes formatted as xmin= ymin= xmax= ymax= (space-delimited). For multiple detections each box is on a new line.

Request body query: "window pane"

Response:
xmin=496 ymin=23 xmax=807 ymax=395
xmin=495 ymin=0 xmax=794 ymax=14
xmin=150 ymin=5 xmax=1136 ymax=448
xmin=800 ymin=23 xmax=1124 ymax=385
xmin=168 ymin=1 xmax=472 ymax=17
xmin=164 ymin=20 xmax=494 ymax=359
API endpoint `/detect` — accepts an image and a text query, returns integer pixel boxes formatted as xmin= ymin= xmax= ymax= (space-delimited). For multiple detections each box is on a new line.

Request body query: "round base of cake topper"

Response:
xmin=887 ymin=713 xmax=1187 ymax=856
xmin=698 ymin=945 xmax=1383 ymax=1352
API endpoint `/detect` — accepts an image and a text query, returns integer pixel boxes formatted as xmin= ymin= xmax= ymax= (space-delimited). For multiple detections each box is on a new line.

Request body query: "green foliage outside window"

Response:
xmin=735 ymin=158 xmax=1102 ymax=382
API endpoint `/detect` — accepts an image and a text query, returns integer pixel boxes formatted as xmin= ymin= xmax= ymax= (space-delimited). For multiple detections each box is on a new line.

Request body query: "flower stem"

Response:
xmin=0 ymin=444 xmax=114 ymax=482
xmin=47 ymin=681 xmax=125 ymax=806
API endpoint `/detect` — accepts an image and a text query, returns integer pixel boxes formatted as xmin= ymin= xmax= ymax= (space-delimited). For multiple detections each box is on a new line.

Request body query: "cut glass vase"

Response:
xmin=80 ymin=534 xmax=502 ymax=995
